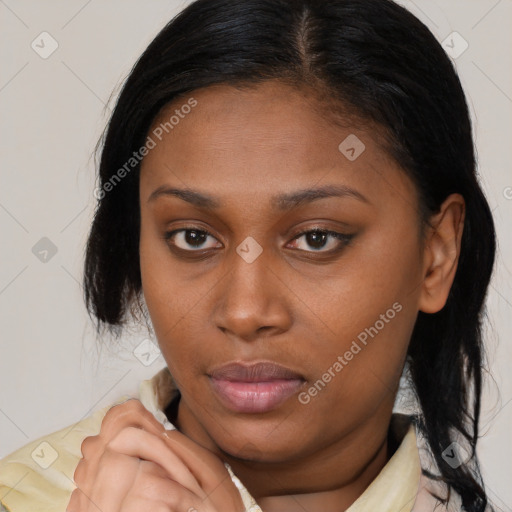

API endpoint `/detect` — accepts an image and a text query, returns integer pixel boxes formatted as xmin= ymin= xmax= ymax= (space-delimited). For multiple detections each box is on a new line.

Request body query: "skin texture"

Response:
xmin=68 ymin=399 xmax=245 ymax=511
xmin=71 ymin=80 xmax=465 ymax=511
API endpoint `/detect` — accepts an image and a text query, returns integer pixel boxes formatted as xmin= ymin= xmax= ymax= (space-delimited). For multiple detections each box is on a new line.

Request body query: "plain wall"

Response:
xmin=0 ymin=0 xmax=511 ymax=509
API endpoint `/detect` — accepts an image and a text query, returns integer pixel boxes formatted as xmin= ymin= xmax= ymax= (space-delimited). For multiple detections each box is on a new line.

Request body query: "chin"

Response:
xmin=215 ymin=428 xmax=306 ymax=464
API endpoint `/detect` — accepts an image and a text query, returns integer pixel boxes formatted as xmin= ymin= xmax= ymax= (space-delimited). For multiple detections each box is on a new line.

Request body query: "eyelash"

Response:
xmin=162 ymin=227 xmax=354 ymax=257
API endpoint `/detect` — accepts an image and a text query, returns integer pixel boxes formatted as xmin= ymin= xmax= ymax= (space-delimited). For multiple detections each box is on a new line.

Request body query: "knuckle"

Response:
xmin=102 ymin=399 xmax=146 ymax=425
xmin=66 ymin=488 xmax=83 ymax=511
xmin=72 ymin=459 xmax=85 ymax=484
xmin=104 ymin=398 xmax=142 ymax=421
xmin=112 ymin=397 xmax=143 ymax=412
xmin=105 ymin=425 xmax=140 ymax=450
xmin=80 ymin=434 xmax=100 ymax=458
xmin=98 ymin=399 xmax=146 ymax=435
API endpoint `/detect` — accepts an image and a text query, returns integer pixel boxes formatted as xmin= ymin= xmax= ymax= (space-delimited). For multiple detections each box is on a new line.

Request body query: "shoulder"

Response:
xmin=0 ymin=396 xmax=131 ymax=512
xmin=0 ymin=367 xmax=178 ymax=512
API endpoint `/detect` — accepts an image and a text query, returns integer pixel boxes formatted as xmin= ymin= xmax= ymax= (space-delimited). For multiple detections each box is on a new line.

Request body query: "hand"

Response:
xmin=67 ymin=399 xmax=245 ymax=512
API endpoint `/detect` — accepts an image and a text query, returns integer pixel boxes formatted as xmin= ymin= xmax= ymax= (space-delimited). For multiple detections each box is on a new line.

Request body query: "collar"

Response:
xmin=139 ymin=367 xmax=422 ymax=512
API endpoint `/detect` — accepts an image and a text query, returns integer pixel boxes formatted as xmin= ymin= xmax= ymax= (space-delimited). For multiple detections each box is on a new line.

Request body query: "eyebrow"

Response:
xmin=147 ymin=184 xmax=369 ymax=209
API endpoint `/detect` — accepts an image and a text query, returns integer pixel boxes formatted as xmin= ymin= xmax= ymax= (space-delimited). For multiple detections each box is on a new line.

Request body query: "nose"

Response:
xmin=213 ymin=244 xmax=293 ymax=342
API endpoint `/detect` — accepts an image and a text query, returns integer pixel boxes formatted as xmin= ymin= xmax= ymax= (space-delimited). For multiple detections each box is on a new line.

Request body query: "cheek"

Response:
xmin=140 ymin=227 xmax=173 ymax=332
xmin=140 ymin=217 xmax=200 ymax=328
xmin=139 ymin=224 xmax=197 ymax=368
xmin=296 ymin=228 xmax=421 ymax=413
xmin=297 ymin=301 xmax=416 ymax=440
xmin=299 ymin=222 xmax=422 ymax=336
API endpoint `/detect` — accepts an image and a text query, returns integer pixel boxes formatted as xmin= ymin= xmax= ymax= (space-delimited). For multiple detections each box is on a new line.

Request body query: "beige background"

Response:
xmin=0 ymin=0 xmax=511 ymax=509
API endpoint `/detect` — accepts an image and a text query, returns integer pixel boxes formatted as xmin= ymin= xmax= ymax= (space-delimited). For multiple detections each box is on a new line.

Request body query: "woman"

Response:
xmin=0 ymin=0 xmax=496 ymax=510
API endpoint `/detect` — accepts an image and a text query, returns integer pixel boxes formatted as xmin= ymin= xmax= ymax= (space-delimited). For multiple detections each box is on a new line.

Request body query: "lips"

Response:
xmin=208 ymin=361 xmax=305 ymax=413
xmin=209 ymin=361 xmax=304 ymax=381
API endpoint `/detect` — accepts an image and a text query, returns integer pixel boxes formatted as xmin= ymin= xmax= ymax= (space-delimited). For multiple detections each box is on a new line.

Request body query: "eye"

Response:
xmin=164 ymin=228 xmax=222 ymax=251
xmin=287 ymin=229 xmax=354 ymax=253
xmin=163 ymin=227 xmax=353 ymax=255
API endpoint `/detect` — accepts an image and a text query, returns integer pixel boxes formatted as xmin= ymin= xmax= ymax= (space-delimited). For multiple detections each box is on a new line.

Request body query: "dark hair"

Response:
xmin=83 ymin=0 xmax=496 ymax=509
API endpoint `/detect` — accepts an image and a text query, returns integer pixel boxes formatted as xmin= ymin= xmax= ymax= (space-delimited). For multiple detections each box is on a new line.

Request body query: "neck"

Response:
xmin=224 ymin=419 xmax=391 ymax=512
xmin=173 ymin=397 xmax=395 ymax=512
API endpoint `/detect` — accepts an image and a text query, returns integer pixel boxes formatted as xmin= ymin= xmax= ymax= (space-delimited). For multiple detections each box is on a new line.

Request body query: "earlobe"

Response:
xmin=418 ymin=193 xmax=465 ymax=314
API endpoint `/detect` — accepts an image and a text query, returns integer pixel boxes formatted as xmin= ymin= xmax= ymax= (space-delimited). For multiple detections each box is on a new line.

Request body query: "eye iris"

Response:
xmin=307 ymin=231 xmax=328 ymax=249
xmin=185 ymin=230 xmax=207 ymax=247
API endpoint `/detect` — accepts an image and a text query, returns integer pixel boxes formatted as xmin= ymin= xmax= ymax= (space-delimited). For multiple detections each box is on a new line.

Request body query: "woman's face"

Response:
xmin=139 ymin=81 xmax=426 ymax=464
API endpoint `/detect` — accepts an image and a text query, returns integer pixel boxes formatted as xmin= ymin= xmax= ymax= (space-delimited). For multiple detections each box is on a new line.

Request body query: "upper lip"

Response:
xmin=208 ymin=361 xmax=304 ymax=382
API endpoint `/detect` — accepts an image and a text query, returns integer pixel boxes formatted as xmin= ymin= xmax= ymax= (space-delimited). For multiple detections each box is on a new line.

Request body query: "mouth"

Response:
xmin=208 ymin=361 xmax=306 ymax=414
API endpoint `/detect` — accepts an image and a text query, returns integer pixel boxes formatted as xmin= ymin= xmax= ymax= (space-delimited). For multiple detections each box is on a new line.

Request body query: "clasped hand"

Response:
xmin=66 ymin=399 xmax=245 ymax=512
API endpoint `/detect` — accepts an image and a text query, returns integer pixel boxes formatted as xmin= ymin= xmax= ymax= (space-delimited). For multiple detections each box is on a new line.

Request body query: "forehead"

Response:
xmin=139 ymin=81 xmax=414 ymax=209
xmin=147 ymin=81 xmax=370 ymax=158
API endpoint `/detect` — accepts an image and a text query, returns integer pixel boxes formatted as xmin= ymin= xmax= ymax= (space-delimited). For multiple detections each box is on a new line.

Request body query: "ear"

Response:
xmin=418 ymin=193 xmax=465 ymax=314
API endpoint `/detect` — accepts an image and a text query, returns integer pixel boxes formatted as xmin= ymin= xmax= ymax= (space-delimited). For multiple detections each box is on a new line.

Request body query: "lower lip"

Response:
xmin=209 ymin=378 xmax=304 ymax=413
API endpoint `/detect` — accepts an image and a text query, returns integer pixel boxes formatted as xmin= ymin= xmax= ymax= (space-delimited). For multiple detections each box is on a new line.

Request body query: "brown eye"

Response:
xmin=288 ymin=229 xmax=354 ymax=253
xmin=164 ymin=229 xmax=222 ymax=251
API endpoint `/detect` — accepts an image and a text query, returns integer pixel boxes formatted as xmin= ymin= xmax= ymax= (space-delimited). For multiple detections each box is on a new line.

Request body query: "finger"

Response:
xmin=74 ymin=436 xmax=103 ymax=497
xmin=123 ymin=497 xmax=203 ymax=512
xmin=106 ymin=426 xmax=206 ymax=498
xmin=122 ymin=500 xmax=174 ymax=512
xmin=88 ymin=449 xmax=141 ymax=512
xmin=99 ymin=399 xmax=167 ymax=441
xmin=72 ymin=456 xmax=97 ymax=501
xmin=124 ymin=464 xmax=201 ymax=512
xmin=69 ymin=453 xmax=172 ymax=512
xmin=66 ymin=487 xmax=82 ymax=512
xmin=67 ymin=482 xmax=106 ymax=512
xmin=72 ymin=458 xmax=87 ymax=487
xmin=160 ymin=430 xmax=245 ymax=511
xmin=161 ymin=430 xmax=231 ymax=490
xmin=72 ymin=401 xmax=174 ymax=504
xmin=80 ymin=433 xmax=103 ymax=459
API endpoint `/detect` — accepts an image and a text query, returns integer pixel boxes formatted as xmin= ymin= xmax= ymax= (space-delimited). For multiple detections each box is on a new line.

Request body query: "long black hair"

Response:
xmin=83 ymin=1 xmax=496 ymax=509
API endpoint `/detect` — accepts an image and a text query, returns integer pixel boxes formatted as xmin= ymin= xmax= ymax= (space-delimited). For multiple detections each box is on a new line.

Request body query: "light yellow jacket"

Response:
xmin=0 ymin=367 xmax=462 ymax=511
